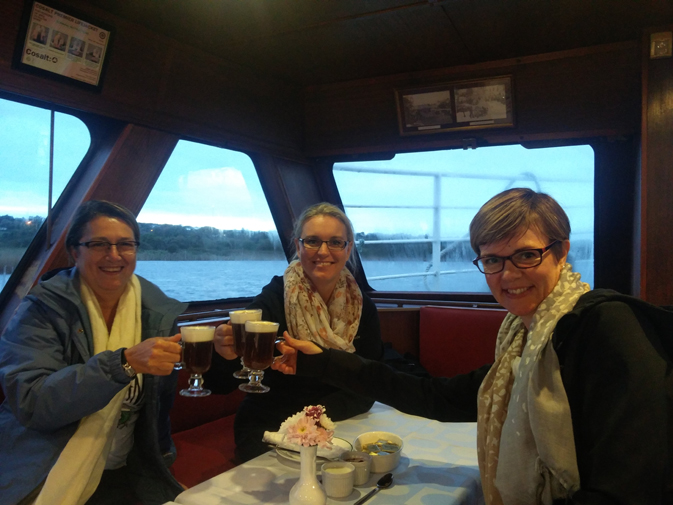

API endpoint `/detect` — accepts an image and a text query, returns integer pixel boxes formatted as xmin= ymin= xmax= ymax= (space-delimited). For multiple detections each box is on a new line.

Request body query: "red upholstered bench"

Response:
xmin=170 ymin=369 xmax=245 ymax=488
xmin=418 ymin=306 xmax=507 ymax=377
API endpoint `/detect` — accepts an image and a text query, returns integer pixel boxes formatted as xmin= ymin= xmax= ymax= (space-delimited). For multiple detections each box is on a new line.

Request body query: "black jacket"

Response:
xmin=205 ymin=275 xmax=384 ymax=462
xmin=298 ymin=289 xmax=673 ymax=505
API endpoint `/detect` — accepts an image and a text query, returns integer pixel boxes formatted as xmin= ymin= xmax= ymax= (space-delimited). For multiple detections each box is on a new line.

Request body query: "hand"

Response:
xmin=214 ymin=322 xmax=237 ymax=360
xmin=124 ymin=333 xmax=182 ymax=376
xmin=271 ymin=332 xmax=323 ymax=375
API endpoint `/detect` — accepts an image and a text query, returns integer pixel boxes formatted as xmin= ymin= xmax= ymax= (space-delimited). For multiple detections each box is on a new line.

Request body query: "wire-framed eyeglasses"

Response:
xmin=299 ymin=237 xmax=349 ymax=251
xmin=77 ymin=240 xmax=140 ymax=255
xmin=472 ymin=241 xmax=559 ymax=274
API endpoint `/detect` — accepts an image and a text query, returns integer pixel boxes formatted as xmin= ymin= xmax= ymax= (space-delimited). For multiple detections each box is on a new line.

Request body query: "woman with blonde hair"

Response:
xmin=208 ymin=202 xmax=383 ymax=462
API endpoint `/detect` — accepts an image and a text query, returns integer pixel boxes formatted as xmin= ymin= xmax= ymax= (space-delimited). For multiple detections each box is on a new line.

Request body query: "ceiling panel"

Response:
xmin=86 ymin=0 xmax=673 ymax=86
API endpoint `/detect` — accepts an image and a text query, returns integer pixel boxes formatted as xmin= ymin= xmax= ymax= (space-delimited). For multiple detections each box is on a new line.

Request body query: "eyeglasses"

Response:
xmin=299 ymin=237 xmax=349 ymax=251
xmin=472 ymin=241 xmax=559 ymax=274
xmin=77 ymin=240 xmax=140 ymax=255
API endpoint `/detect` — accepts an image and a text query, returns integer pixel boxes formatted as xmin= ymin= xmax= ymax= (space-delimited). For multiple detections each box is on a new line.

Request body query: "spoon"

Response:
xmin=353 ymin=472 xmax=393 ymax=505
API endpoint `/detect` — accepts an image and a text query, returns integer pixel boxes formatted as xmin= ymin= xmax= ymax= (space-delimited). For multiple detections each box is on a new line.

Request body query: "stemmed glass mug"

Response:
xmin=230 ymin=309 xmax=262 ymax=379
xmin=179 ymin=325 xmax=215 ymax=397
xmin=174 ymin=336 xmax=185 ymax=370
xmin=239 ymin=320 xmax=280 ymax=394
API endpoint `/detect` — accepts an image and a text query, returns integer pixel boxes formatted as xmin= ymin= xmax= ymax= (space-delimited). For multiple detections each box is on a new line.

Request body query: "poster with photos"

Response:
xmin=395 ymin=76 xmax=514 ymax=135
xmin=16 ymin=1 xmax=112 ymax=89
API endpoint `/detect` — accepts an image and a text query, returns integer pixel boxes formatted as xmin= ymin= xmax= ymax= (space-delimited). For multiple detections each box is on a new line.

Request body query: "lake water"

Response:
xmin=134 ymin=259 xmax=593 ymax=302
xmin=1 ymin=259 xmax=593 ymax=302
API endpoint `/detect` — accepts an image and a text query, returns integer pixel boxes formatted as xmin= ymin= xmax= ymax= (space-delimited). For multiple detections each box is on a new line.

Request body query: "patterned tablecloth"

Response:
xmin=167 ymin=402 xmax=483 ymax=505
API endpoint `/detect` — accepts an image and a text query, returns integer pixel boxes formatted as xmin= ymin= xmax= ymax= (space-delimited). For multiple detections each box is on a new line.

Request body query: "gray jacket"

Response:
xmin=0 ymin=268 xmax=187 ymax=505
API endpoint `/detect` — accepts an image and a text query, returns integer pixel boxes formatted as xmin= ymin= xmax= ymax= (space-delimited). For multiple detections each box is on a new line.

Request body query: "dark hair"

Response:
xmin=66 ymin=200 xmax=140 ymax=256
xmin=469 ymin=188 xmax=570 ymax=261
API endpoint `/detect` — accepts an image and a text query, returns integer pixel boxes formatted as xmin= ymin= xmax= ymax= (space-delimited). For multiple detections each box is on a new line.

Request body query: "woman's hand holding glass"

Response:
xmin=124 ymin=334 xmax=183 ymax=375
xmin=271 ymin=332 xmax=323 ymax=375
xmin=214 ymin=323 xmax=238 ymax=360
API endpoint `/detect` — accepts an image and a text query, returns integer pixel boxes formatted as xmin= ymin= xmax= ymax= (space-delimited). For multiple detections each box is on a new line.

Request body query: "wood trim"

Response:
xmin=374 ymin=298 xmax=502 ymax=309
xmin=304 ymin=129 xmax=634 ymax=158
xmin=639 ymin=31 xmax=650 ymax=300
xmin=378 ymin=307 xmax=420 ymax=357
xmin=304 ymin=42 xmax=641 ymax=157
xmin=305 ymin=41 xmax=639 ymax=94
xmin=639 ymin=25 xmax=673 ymax=304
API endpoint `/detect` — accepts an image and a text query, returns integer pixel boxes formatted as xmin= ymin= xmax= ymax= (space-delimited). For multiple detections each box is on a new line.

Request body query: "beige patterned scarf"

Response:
xmin=33 ymin=275 xmax=142 ymax=505
xmin=283 ymin=260 xmax=362 ymax=352
xmin=477 ymin=263 xmax=589 ymax=505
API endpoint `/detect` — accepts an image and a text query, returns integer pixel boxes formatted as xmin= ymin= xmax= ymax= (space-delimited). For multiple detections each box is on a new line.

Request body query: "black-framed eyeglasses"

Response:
xmin=472 ymin=241 xmax=559 ymax=274
xmin=77 ymin=240 xmax=140 ymax=255
xmin=299 ymin=237 xmax=349 ymax=251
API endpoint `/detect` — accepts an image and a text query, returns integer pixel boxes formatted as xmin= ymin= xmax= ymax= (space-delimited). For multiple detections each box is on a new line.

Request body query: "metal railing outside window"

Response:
xmin=334 ymin=146 xmax=594 ymax=292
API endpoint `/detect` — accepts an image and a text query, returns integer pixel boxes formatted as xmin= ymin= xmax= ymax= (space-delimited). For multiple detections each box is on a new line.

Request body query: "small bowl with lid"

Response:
xmin=353 ymin=431 xmax=403 ymax=473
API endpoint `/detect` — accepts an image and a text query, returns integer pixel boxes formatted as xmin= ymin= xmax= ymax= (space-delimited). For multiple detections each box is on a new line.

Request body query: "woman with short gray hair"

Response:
xmin=0 ymin=200 xmax=186 ymax=505
xmin=273 ymin=189 xmax=672 ymax=505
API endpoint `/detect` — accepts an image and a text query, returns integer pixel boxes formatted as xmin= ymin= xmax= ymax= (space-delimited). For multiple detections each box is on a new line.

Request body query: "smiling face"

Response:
xmin=295 ymin=214 xmax=353 ymax=301
xmin=71 ymin=216 xmax=137 ymax=305
xmin=480 ymin=227 xmax=569 ymax=328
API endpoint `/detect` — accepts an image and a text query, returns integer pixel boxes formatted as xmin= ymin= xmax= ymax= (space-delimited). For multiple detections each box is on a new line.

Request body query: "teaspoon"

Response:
xmin=354 ymin=472 xmax=393 ymax=505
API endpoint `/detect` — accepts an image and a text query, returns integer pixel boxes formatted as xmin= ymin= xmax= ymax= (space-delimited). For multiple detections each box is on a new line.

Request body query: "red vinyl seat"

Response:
xmin=419 ymin=306 xmax=506 ymax=377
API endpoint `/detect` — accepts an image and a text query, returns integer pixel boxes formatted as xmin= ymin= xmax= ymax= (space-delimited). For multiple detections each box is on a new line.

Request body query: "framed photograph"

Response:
xmin=395 ymin=76 xmax=514 ymax=135
xmin=13 ymin=0 xmax=113 ymax=92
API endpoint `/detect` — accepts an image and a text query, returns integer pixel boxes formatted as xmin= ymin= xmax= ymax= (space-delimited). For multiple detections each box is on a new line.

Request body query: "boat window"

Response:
xmin=0 ymin=97 xmax=90 ymax=292
xmin=136 ymin=140 xmax=286 ymax=302
xmin=334 ymin=145 xmax=594 ymax=292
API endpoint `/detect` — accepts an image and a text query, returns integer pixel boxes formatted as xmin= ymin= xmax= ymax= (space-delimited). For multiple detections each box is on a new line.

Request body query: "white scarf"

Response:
xmin=34 ymin=275 xmax=142 ymax=505
xmin=283 ymin=260 xmax=362 ymax=352
xmin=477 ymin=263 xmax=590 ymax=505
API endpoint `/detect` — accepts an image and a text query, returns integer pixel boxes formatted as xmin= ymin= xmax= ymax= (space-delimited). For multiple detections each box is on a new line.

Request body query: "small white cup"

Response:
xmin=321 ymin=462 xmax=355 ymax=498
xmin=340 ymin=451 xmax=372 ymax=486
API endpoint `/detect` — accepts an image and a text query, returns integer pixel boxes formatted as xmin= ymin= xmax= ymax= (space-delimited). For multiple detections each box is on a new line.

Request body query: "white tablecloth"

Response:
xmin=171 ymin=402 xmax=483 ymax=505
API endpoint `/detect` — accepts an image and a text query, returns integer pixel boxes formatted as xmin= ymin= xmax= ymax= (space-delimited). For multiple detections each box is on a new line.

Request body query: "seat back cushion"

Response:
xmin=419 ymin=306 xmax=506 ymax=377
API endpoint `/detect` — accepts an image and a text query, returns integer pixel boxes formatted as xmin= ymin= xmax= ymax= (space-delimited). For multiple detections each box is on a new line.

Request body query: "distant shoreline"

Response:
xmin=137 ymin=250 xmax=286 ymax=261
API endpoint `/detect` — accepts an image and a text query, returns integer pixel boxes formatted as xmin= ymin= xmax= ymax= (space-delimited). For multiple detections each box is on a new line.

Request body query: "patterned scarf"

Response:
xmin=283 ymin=260 xmax=362 ymax=352
xmin=477 ymin=263 xmax=590 ymax=505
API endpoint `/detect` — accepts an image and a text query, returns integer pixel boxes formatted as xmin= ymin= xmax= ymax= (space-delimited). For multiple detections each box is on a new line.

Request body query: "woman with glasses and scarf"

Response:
xmin=209 ymin=202 xmax=383 ymax=462
xmin=0 ymin=201 xmax=186 ymax=505
xmin=273 ymin=188 xmax=672 ymax=505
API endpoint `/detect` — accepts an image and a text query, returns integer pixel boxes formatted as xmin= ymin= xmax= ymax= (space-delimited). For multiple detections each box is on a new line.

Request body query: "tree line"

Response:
xmin=0 ymin=215 xmax=593 ymax=265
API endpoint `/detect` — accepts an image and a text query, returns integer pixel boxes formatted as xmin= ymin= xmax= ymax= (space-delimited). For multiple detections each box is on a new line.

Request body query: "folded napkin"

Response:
xmin=263 ymin=431 xmax=348 ymax=459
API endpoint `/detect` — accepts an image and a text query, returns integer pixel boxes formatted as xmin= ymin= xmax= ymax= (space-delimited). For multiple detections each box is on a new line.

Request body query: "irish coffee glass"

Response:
xmin=179 ymin=325 xmax=216 ymax=397
xmin=239 ymin=320 xmax=280 ymax=393
xmin=229 ymin=309 xmax=262 ymax=379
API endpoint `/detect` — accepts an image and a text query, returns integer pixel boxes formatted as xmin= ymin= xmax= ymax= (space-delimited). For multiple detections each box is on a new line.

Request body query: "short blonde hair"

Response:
xmin=291 ymin=202 xmax=356 ymax=264
xmin=469 ymin=188 xmax=570 ymax=261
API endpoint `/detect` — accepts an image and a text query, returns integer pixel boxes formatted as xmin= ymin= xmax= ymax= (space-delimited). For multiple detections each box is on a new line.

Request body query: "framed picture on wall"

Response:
xmin=395 ymin=76 xmax=514 ymax=135
xmin=12 ymin=0 xmax=113 ymax=92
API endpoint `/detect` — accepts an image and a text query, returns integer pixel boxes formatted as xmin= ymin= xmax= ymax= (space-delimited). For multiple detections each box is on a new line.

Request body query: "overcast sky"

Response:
xmin=1 ymin=98 xmax=594 ymax=239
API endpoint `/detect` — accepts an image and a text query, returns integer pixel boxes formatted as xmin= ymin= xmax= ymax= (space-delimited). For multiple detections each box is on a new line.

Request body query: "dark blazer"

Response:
xmin=206 ymin=275 xmax=384 ymax=462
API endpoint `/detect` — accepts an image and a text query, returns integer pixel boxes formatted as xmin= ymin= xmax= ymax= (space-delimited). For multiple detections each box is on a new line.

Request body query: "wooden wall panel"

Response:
xmin=0 ymin=0 xmax=303 ymax=157
xmin=378 ymin=308 xmax=420 ymax=358
xmin=304 ymin=43 xmax=641 ymax=156
xmin=640 ymin=27 xmax=673 ymax=305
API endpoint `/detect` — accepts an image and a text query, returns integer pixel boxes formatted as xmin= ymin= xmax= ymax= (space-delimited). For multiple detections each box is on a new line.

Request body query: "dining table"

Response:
xmin=165 ymin=402 xmax=484 ymax=505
